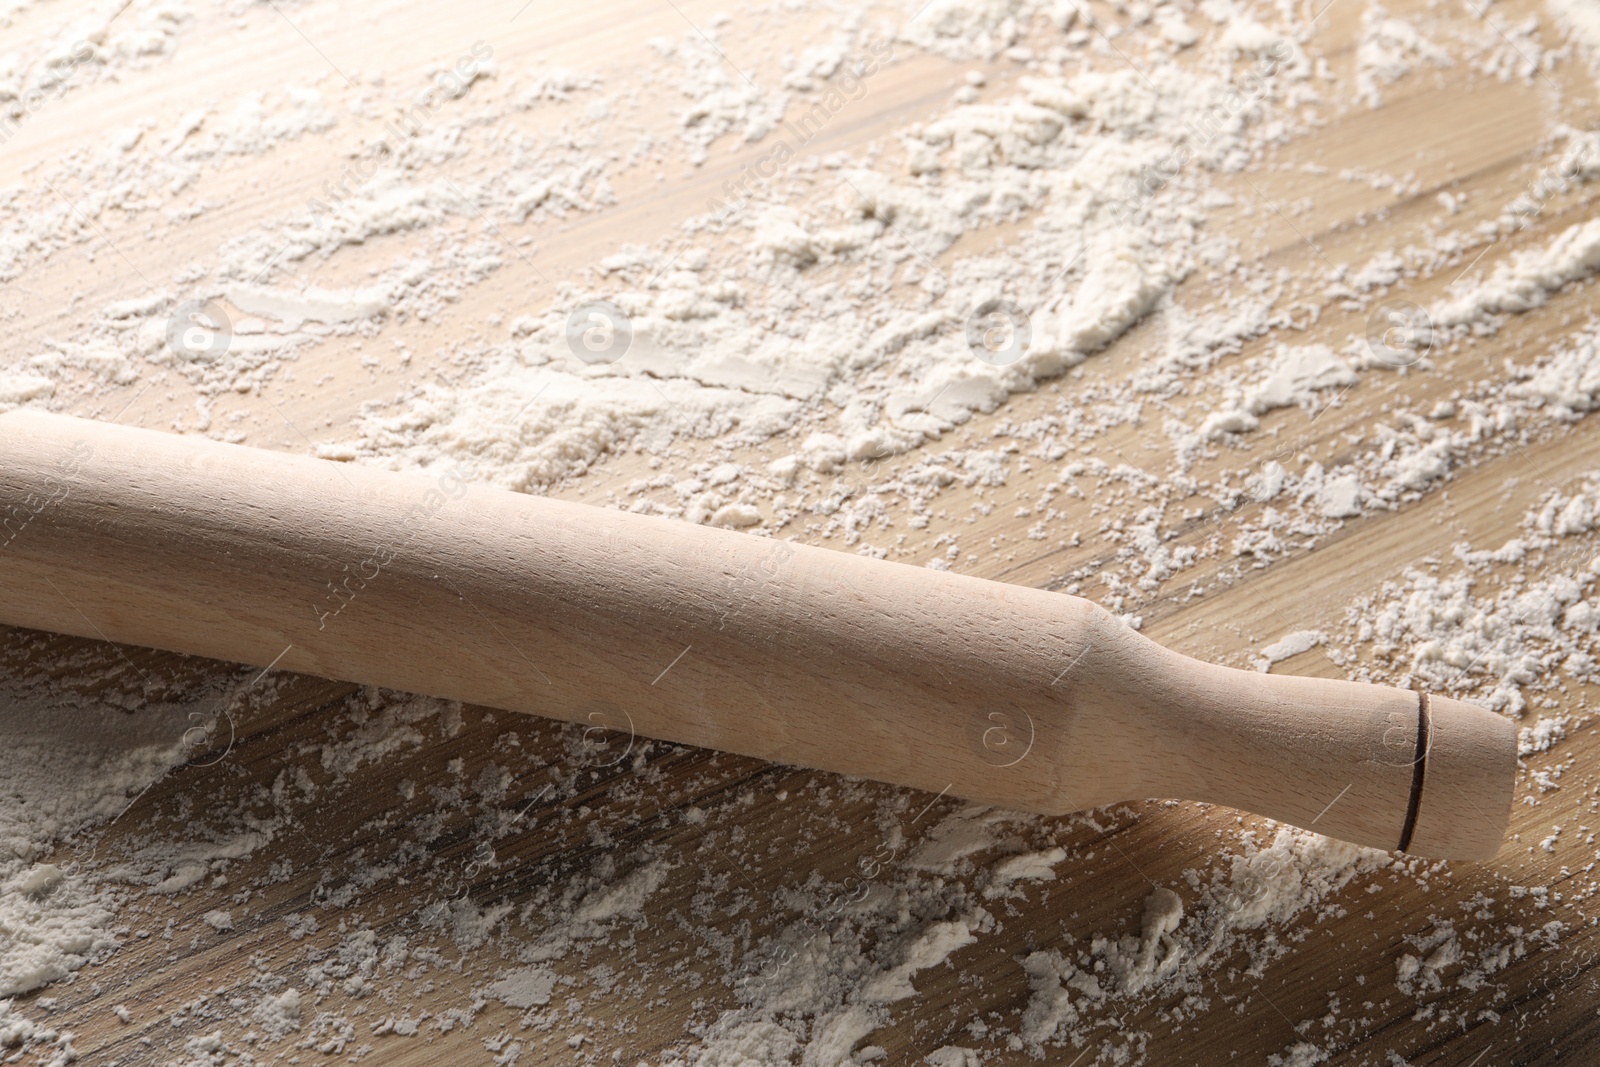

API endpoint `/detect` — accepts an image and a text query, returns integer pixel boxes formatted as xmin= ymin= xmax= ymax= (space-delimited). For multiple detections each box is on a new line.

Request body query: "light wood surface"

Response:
xmin=0 ymin=410 xmax=1519 ymax=858
xmin=2 ymin=0 xmax=1599 ymax=1063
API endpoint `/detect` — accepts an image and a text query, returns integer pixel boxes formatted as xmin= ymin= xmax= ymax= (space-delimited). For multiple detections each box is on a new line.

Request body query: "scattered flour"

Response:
xmin=1256 ymin=630 xmax=1325 ymax=672
xmin=0 ymin=0 xmax=1597 ymax=1063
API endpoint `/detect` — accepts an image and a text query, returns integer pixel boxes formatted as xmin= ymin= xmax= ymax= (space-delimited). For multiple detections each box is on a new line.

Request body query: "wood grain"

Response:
xmin=2 ymin=0 xmax=1598 ymax=1063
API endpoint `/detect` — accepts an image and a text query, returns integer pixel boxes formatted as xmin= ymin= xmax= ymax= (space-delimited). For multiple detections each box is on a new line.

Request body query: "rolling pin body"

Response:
xmin=0 ymin=411 xmax=1515 ymax=858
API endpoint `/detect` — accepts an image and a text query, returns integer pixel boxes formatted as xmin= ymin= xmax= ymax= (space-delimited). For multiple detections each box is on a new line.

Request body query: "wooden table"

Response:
xmin=3 ymin=0 xmax=1597 ymax=1063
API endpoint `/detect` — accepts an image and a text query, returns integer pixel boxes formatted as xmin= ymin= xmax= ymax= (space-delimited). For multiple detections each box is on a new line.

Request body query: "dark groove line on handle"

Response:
xmin=1398 ymin=691 xmax=1431 ymax=853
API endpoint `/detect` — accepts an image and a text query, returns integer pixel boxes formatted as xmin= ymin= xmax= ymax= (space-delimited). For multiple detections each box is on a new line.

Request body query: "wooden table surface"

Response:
xmin=3 ymin=0 xmax=1598 ymax=1063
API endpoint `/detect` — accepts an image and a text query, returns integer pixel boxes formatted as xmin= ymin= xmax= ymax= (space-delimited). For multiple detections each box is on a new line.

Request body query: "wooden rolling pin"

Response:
xmin=0 ymin=410 xmax=1515 ymax=859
